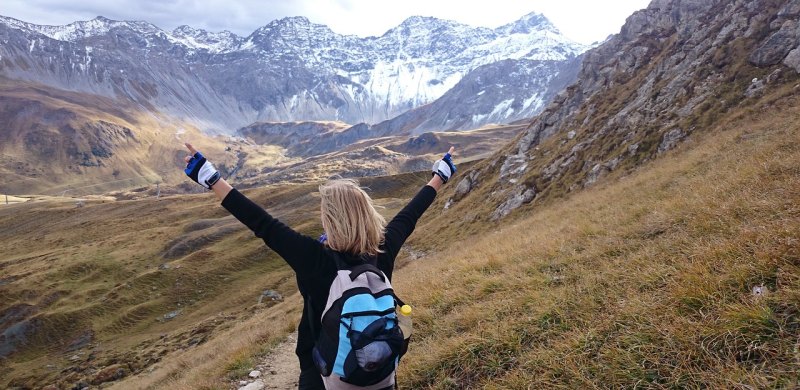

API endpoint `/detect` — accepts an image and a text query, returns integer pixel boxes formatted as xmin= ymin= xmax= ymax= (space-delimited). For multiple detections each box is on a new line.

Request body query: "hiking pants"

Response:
xmin=298 ymin=368 xmax=325 ymax=389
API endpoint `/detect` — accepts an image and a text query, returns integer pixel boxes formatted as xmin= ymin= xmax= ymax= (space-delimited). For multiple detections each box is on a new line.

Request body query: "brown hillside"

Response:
xmin=0 ymin=78 xmax=242 ymax=195
xmin=436 ymin=0 xmax=800 ymax=226
xmin=396 ymin=88 xmax=800 ymax=389
xmin=0 ymin=170 xmax=430 ymax=389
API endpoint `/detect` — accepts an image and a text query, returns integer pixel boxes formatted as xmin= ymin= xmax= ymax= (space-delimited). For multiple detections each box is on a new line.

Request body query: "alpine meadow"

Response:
xmin=1 ymin=0 xmax=799 ymax=389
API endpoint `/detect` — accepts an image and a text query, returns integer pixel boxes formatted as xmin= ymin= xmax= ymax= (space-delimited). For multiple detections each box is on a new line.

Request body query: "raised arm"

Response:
xmin=379 ymin=147 xmax=456 ymax=271
xmin=182 ymin=143 xmax=325 ymax=278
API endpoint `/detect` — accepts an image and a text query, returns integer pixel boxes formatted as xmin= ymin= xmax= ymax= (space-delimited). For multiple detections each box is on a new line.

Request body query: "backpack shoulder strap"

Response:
xmin=346 ymin=263 xmax=386 ymax=282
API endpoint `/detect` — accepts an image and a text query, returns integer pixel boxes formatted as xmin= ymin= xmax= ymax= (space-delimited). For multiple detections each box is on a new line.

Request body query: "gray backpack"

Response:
xmin=311 ymin=258 xmax=405 ymax=389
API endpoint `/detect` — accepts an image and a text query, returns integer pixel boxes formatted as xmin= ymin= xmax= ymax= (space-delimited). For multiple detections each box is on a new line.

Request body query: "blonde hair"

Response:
xmin=319 ymin=179 xmax=386 ymax=256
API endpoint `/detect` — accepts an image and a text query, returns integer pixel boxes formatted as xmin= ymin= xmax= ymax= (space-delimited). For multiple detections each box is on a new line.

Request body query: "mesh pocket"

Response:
xmin=354 ymin=340 xmax=393 ymax=372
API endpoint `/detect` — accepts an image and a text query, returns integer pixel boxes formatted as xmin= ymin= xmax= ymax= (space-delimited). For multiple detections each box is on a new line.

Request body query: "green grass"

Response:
xmin=224 ymin=353 xmax=255 ymax=380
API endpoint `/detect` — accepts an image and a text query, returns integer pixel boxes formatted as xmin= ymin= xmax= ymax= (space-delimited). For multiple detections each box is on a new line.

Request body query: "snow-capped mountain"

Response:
xmin=376 ymin=55 xmax=583 ymax=135
xmin=0 ymin=13 xmax=586 ymax=133
xmin=170 ymin=25 xmax=242 ymax=53
xmin=0 ymin=16 xmax=162 ymax=41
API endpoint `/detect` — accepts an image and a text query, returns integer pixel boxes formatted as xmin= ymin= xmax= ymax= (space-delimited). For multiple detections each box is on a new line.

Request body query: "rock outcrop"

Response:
xmin=448 ymin=0 xmax=800 ymax=219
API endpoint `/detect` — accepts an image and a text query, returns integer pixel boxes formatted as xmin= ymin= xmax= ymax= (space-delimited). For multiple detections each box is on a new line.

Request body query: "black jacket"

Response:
xmin=222 ymin=185 xmax=437 ymax=370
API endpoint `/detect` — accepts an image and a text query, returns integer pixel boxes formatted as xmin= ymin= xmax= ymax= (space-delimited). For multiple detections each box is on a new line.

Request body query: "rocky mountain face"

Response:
xmin=0 ymin=13 xmax=585 ymax=134
xmin=237 ymin=121 xmax=352 ymax=156
xmin=237 ymin=54 xmax=583 ymax=156
xmin=446 ymin=0 xmax=800 ymax=220
xmin=380 ymin=56 xmax=584 ymax=135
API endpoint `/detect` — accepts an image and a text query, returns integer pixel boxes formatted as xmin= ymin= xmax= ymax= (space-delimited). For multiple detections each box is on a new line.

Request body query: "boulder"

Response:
xmin=783 ymin=47 xmax=800 ymax=72
xmin=490 ymin=186 xmax=536 ymax=220
xmin=585 ymin=164 xmax=610 ymax=186
xmin=749 ymin=21 xmax=800 ymax=66
xmin=453 ymin=171 xmax=479 ymax=201
xmin=745 ymin=77 xmax=766 ymax=97
xmin=778 ymin=1 xmax=800 ymax=18
xmin=239 ymin=379 xmax=266 ymax=390
xmin=499 ymin=154 xmax=528 ymax=181
xmin=658 ymin=128 xmax=686 ymax=153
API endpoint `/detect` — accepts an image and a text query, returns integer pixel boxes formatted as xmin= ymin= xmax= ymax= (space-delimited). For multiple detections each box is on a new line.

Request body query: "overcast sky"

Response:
xmin=0 ymin=0 xmax=651 ymax=45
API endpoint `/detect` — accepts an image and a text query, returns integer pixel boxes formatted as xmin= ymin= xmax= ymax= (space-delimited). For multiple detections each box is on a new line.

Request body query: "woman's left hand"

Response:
xmin=183 ymin=143 xmax=221 ymax=189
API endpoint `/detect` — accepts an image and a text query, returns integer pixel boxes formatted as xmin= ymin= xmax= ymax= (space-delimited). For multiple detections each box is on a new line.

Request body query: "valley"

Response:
xmin=0 ymin=170 xmax=433 ymax=389
xmin=0 ymin=77 xmax=520 ymax=197
xmin=2 ymin=0 xmax=800 ymax=388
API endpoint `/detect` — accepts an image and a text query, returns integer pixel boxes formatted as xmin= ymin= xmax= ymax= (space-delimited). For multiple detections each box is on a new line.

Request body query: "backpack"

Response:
xmin=312 ymin=256 xmax=406 ymax=389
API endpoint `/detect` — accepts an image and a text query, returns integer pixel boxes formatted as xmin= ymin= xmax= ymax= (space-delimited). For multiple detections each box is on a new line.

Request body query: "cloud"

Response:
xmin=0 ymin=0 xmax=650 ymax=43
xmin=1 ymin=0 xmax=299 ymax=35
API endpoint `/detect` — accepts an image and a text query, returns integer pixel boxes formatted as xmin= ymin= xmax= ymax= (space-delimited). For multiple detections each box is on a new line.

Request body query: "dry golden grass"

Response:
xmin=393 ymin=102 xmax=800 ymax=388
xmin=0 ymin=189 xmax=303 ymax=388
xmin=3 ymin=77 xmax=799 ymax=389
xmin=0 ymin=194 xmax=29 ymax=204
xmin=0 ymin=169 xmax=434 ymax=388
xmin=108 ymin=294 xmax=303 ymax=390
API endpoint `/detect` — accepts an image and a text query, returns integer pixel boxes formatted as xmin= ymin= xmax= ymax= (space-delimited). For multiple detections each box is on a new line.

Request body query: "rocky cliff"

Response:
xmin=446 ymin=0 xmax=800 ymax=220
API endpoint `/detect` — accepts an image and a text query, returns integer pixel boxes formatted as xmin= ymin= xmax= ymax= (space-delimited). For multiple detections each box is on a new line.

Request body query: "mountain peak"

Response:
xmin=273 ymin=16 xmax=312 ymax=27
xmin=170 ymin=24 xmax=241 ymax=52
xmin=0 ymin=15 xmax=163 ymax=42
xmin=499 ymin=12 xmax=560 ymax=35
xmin=173 ymin=25 xmax=196 ymax=34
xmin=400 ymin=15 xmax=437 ymax=25
xmin=253 ymin=16 xmax=321 ymax=34
xmin=397 ymin=15 xmax=464 ymax=30
xmin=519 ymin=12 xmax=552 ymax=26
xmin=249 ymin=15 xmax=335 ymax=42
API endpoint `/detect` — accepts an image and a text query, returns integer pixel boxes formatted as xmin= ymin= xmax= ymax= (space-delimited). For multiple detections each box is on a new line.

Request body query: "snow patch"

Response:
xmin=490 ymin=99 xmax=515 ymax=118
xmin=521 ymin=94 xmax=544 ymax=111
xmin=472 ymin=113 xmax=488 ymax=123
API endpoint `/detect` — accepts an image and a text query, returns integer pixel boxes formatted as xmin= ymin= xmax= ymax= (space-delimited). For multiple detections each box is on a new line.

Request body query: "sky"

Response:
xmin=0 ymin=0 xmax=652 ymax=45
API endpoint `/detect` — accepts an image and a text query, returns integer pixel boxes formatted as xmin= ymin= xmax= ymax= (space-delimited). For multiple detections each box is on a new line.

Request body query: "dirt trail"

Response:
xmin=237 ymin=332 xmax=300 ymax=389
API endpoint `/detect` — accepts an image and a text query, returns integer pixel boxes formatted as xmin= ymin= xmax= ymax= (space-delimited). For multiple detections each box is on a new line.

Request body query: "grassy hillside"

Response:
xmin=0 ymin=167 xmax=432 ymax=389
xmin=3 ymin=87 xmax=798 ymax=390
xmin=394 ymin=94 xmax=800 ymax=388
xmin=105 ymin=93 xmax=799 ymax=390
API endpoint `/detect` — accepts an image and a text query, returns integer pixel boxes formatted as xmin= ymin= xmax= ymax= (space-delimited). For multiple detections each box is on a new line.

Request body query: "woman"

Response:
xmin=182 ymin=143 xmax=456 ymax=389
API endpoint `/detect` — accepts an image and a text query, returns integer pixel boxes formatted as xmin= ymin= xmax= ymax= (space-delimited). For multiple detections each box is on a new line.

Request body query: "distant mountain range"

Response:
xmin=0 ymin=13 xmax=586 ymax=135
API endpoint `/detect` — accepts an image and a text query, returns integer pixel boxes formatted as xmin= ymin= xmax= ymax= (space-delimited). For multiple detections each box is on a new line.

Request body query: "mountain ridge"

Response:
xmin=0 ymin=12 xmax=586 ymax=131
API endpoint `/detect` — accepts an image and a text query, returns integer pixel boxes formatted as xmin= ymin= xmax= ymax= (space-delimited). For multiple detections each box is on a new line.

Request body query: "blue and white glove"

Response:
xmin=432 ymin=147 xmax=457 ymax=184
xmin=184 ymin=144 xmax=221 ymax=189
